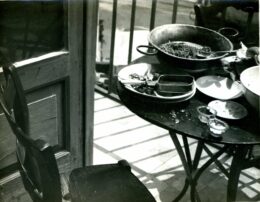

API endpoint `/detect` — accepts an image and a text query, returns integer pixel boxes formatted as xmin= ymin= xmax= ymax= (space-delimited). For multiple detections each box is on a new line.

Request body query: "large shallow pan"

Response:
xmin=137 ymin=24 xmax=233 ymax=73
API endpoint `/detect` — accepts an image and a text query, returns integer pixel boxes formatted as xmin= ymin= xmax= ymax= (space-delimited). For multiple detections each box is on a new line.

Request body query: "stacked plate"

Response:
xmin=118 ymin=63 xmax=196 ymax=102
xmin=195 ymin=75 xmax=248 ymax=120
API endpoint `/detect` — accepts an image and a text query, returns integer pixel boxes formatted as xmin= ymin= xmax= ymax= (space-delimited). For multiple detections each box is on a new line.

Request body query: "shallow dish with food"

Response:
xmin=118 ymin=63 xmax=196 ymax=102
xmin=124 ymin=80 xmax=196 ymax=101
xmin=141 ymin=24 xmax=233 ymax=61
xmin=136 ymin=24 xmax=233 ymax=72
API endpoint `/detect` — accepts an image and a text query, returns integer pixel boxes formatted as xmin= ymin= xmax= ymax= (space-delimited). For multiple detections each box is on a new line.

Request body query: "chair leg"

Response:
xmin=61 ymin=173 xmax=71 ymax=201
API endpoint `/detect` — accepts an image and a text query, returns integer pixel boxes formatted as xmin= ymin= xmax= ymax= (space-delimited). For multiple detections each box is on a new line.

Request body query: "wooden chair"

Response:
xmin=0 ymin=60 xmax=156 ymax=202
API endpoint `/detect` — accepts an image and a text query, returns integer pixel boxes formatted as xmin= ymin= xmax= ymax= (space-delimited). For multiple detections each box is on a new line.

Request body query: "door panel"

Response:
xmin=0 ymin=0 xmax=97 ymax=201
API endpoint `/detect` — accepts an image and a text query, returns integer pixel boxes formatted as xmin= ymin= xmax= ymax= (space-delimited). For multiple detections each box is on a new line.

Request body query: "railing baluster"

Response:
xmin=97 ymin=0 xmax=182 ymax=95
xmin=172 ymin=0 xmax=179 ymax=23
xmin=150 ymin=0 xmax=157 ymax=31
xmin=127 ymin=0 xmax=137 ymax=64
xmin=108 ymin=0 xmax=118 ymax=93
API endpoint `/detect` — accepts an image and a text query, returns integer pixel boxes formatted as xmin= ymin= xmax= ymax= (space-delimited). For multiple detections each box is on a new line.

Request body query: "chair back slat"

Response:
xmin=0 ymin=56 xmax=62 ymax=202
xmin=2 ymin=65 xmax=30 ymax=135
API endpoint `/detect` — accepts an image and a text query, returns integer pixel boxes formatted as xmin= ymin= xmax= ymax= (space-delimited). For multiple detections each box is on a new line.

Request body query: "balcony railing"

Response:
xmin=95 ymin=0 xmax=259 ymax=98
xmin=95 ymin=0 xmax=197 ymax=97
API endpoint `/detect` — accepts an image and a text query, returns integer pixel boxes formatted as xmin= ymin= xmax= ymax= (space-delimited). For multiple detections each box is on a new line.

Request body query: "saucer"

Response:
xmin=208 ymin=100 xmax=248 ymax=120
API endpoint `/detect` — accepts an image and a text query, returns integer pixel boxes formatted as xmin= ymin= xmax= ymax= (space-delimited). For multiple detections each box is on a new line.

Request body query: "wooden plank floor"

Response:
xmin=94 ymin=92 xmax=260 ymax=202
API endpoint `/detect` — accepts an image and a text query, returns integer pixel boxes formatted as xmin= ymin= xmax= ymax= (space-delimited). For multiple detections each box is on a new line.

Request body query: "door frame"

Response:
xmin=0 ymin=0 xmax=98 ymax=200
xmin=82 ymin=0 xmax=98 ymax=166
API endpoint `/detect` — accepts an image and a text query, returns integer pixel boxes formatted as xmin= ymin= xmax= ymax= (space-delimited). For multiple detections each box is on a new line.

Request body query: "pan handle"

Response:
xmin=136 ymin=45 xmax=158 ymax=55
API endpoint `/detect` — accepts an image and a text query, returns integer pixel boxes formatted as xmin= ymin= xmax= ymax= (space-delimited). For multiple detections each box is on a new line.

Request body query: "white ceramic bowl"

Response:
xmin=240 ymin=66 xmax=260 ymax=112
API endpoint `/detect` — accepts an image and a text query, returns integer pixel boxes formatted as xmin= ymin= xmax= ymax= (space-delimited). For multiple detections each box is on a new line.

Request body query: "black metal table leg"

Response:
xmin=203 ymin=145 xmax=229 ymax=177
xmin=190 ymin=145 xmax=229 ymax=202
xmin=227 ymin=145 xmax=250 ymax=202
xmin=170 ymin=131 xmax=235 ymax=202
xmin=172 ymin=179 xmax=189 ymax=202
xmin=190 ymin=141 xmax=205 ymax=202
xmin=182 ymin=136 xmax=193 ymax=170
xmin=170 ymin=132 xmax=193 ymax=179
xmin=192 ymin=141 xmax=204 ymax=171
xmin=170 ymin=132 xmax=193 ymax=201
xmin=170 ymin=132 xmax=205 ymax=202
xmin=170 ymin=131 xmax=253 ymax=202
xmin=183 ymin=137 xmax=202 ymax=202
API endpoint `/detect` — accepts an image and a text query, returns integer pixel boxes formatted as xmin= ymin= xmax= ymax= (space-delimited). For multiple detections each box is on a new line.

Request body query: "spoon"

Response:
xmin=196 ymin=48 xmax=238 ymax=59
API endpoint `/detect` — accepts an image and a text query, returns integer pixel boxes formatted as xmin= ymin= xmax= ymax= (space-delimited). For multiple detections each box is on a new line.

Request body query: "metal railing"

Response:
xmin=95 ymin=0 xmax=195 ymax=97
xmin=96 ymin=0 xmax=259 ymax=98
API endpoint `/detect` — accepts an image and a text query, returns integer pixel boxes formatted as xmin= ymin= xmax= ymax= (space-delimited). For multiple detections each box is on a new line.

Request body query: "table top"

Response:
xmin=117 ymin=56 xmax=260 ymax=146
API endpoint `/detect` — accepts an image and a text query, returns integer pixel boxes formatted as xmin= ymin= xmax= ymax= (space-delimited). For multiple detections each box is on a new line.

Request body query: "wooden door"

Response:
xmin=0 ymin=1 xmax=97 ymax=201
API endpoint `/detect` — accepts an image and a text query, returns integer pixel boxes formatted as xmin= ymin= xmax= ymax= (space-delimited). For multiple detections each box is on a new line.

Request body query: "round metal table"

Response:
xmin=117 ymin=56 xmax=260 ymax=202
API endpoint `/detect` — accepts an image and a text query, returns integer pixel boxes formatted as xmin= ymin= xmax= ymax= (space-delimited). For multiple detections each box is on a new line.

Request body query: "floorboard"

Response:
xmin=94 ymin=92 xmax=260 ymax=202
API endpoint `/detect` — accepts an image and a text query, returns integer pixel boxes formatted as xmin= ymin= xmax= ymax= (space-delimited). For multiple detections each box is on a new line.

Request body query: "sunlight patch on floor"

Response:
xmin=94 ymin=92 xmax=260 ymax=202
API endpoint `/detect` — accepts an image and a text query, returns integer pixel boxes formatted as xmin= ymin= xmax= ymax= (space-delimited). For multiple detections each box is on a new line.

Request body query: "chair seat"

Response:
xmin=69 ymin=162 xmax=156 ymax=202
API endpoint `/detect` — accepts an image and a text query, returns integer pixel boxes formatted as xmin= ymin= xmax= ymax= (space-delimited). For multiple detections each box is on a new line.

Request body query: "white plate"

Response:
xmin=118 ymin=63 xmax=196 ymax=101
xmin=196 ymin=75 xmax=243 ymax=100
xmin=208 ymin=100 xmax=248 ymax=120
xmin=118 ymin=63 xmax=151 ymax=83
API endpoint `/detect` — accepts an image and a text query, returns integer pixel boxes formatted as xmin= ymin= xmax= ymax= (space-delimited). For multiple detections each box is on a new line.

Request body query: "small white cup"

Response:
xmin=208 ymin=117 xmax=229 ymax=137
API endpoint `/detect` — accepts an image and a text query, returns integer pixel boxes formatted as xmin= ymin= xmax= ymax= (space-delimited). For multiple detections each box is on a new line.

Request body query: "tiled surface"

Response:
xmin=93 ymin=92 xmax=260 ymax=202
